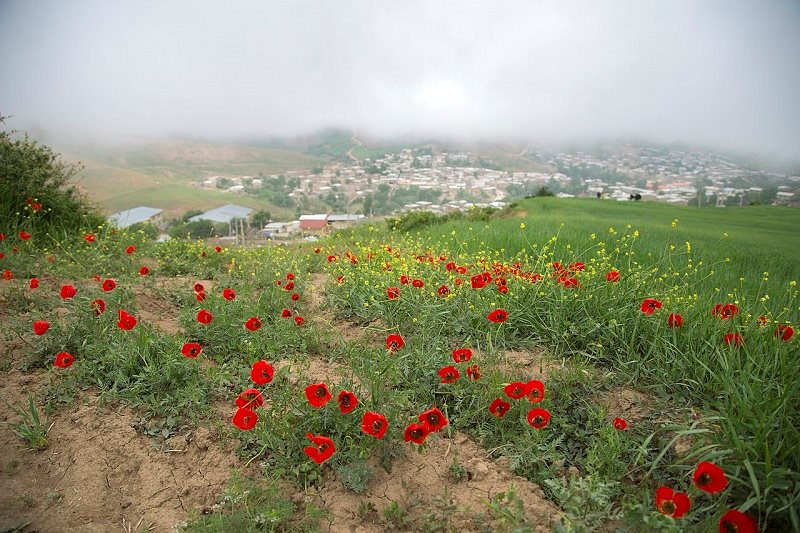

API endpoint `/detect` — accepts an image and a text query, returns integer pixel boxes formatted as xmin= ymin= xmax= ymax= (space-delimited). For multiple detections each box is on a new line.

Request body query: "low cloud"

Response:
xmin=1 ymin=0 xmax=798 ymax=159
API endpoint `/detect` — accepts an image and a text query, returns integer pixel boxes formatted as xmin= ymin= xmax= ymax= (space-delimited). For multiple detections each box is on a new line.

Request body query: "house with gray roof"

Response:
xmin=108 ymin=207 xmax=164 ymax=228
xmin=188 ymin=204 xmax=253 ymax=223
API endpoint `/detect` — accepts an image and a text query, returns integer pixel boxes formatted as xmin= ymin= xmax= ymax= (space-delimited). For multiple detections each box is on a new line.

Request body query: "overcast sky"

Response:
xmin=1 ymin=0 xmax=798 ymax=158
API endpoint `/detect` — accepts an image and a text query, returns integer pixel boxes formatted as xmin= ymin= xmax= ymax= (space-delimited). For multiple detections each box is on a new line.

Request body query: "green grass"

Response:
xmin=379 ymin=197 xmax=800 ymax=292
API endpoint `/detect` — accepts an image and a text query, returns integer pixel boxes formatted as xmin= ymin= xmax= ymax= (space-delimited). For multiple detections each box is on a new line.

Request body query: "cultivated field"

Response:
xmin=1 ymin=198 xmax=797 ymax=532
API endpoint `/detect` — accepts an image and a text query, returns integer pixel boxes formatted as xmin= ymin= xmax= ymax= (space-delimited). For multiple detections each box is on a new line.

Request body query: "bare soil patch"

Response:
xmin=0 ymin=368 xmax=239 ymax=533
xmin=136 ymin=287 xmax=184 ymax=336
xmin=497 ymin=347 xmax=565 ymax=381
xmin=313 ymin=431 xmax=560 ymax=532
xmin=596 ymin=387 xmax=653 ymax=423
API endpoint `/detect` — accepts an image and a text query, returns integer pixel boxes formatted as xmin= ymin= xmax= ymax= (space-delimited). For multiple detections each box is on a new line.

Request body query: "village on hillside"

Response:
xmin=108 ymin=144 xmax=799 ymax=240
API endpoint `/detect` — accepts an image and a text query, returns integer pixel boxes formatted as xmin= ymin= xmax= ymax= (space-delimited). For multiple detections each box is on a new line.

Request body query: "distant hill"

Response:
xmin=58 ymin=139 xmax=326 ymax=218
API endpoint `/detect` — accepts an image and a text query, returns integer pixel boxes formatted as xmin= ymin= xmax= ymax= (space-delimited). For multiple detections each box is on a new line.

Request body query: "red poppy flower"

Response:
xmin=214 ymin=246 xmax=222 ymax=253
xmin=33 ymin=320 xmax=50 ymax=335
xmin=327 ymin=255 xmax=337 ymax=262
xmin=438 ymin=366 xmax=460 ymax=384
xmin=569 ymin=262 xmax=585 ymax=272
xmin=193 ymin=282 xmax=204 ymax=293
xmin=102 ymin=279 xmax=116 ymax=292
xmin=0 ymin=233 xmax=5 ymax=241
xmin=314 ymin=247 xmax=321 ymax=254
xmin=305 ymin=383 xmax=332 ymax=408
xmin=713 ymin=303 xmax=739 ymax=319
xmin=337 ymin=390 xmax=358 ymax=414
xmin=498 ymin=285 xmax=509 ymax=294
xmin=723 ymin=333 xmax=743 ymax=348
xmin=2 ymin=270 xmax=12 ymax=280
xmin=60 ymin=284 xmax=77 ymax=299
xmin=613 ymin=417 xmax=628 ymax=430
xmin=558 ymin=276 xmax=579 ymax=288
xmin=487 ymin=309 xmax=508 ymax=323
xmin=504 ymin=381 xmax=529 ymax=400
xmin=29 ymin=278 xmax=39 ymax=289
xmin=527 ymin=408 xmax=551 ymax=429
xmin=361 ymin=411 xmax=389 ymax=439
xmin=606 ymin=271 xmax=620 ymax=282
xmin=304 ymin=432 xmax=335 ymax=464
xmin=466 ymin=364 xmax=481 ymax=380
xmin=126 ymin=245 xmax=136 ymax=254
xmin=83 ymin=233 xmax=96 ymax=243
xmin=222 ymin=288 xmax=236 ymax=300
xmin=404 ymin=423 xmax=430 ymax=444
xmin=236 ymin=388 xmax=264 ymax=410
xmin=196 ymin=291 xmax=206 ymax=302
xmin=655 ymin=486 xmax=691 ymax=519
xmin=437 ymin=284 xmax=450 ymax=296
xmin=640 ymin=298 xmax=662 ymax=315
xmin=91 ymin=298 xmax=106 ymax=315
xmin=291 ymin=292 xmax=300 ymax=301
xmin=718 ymin=510 xmax=758 ymax=533
xmin=387 ymin=287 xmax=400 ymax=300
xmin=668 ymin=313 xmax=683 ymax=328
xmin=250 ymin=360 xmax=274 ymax=385
xmin=181 ymin=343 xmax=202 ymax=358
xmin=196 ymin=309 xmax=213 ymax=324
xmin=245 ymin=317 xmax=262 ymax=331
xmin=386 ymin=333 xmax=404 ymax=351
xmin=398 ymin=275 xmax=409 ymax=285
xmin=336 ymin=275 xmax=344 ymax=284
xmin=693 ymin=461 xmax=727 ymax=494
xmin=117 ymin=309 xmax=137 ymax=330
xmin=412 ymin=279 xmax=424 ymax=288
xmin=452 ymin=348 xmax=472 ymax=363
xmin=488 ymin=398 xmax=511 ymax=417
xmin=19 ymin=231 xmax=31 ymax=241
xmin=419 ymin=407 xmax=448 ymax=432
xmin=294 ymin=316 xmax=305 ymax=327
xmin=286 ymin=272 xmax=295 ymax=280
xmin=54 ymin=351 xmax=74 ymax=368
xmin=284 ymin=282 xmax=295 ymax=291
xmin=471 ymin=274 xmax=487 ymax=289
xmin=139 ymin=266 xmax=150 ymax=276
xmin=232 ymin=407 xmax=258 ymax=430
xmin=526 ymin=380 xmax=545 ymax=403
xmin=757 ymin=315 xmax=767 ymax=326
xmin=775 ymin=325 xmax=794 ymax=341
xmin=279 ymin=308 xmax=291 ymax=319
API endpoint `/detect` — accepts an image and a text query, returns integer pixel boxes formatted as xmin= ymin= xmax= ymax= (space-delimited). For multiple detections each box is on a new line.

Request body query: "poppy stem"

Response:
xmin=244 ymin=442 xmax=269 ymax=467
xmin=11 ymin=326 xmax=34 ymax=349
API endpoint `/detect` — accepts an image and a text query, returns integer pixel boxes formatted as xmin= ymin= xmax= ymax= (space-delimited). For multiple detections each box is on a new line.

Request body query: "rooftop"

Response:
xmin=188 ymin=204 xmax=253 ymax=223
xmin=108 ymin=206 xmax=163 ymax=228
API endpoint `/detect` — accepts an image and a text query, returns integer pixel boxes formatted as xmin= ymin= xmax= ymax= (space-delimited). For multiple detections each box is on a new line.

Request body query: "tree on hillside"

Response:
xmin=251 ymin=209 xmax=272 ymax=228
xmin=0 ymin=115 xmax=103 ymax=232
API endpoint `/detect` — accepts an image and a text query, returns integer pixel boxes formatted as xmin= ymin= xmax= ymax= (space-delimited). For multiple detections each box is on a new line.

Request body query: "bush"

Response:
xmin=0 ymin=116 xmax=103 ymax=234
